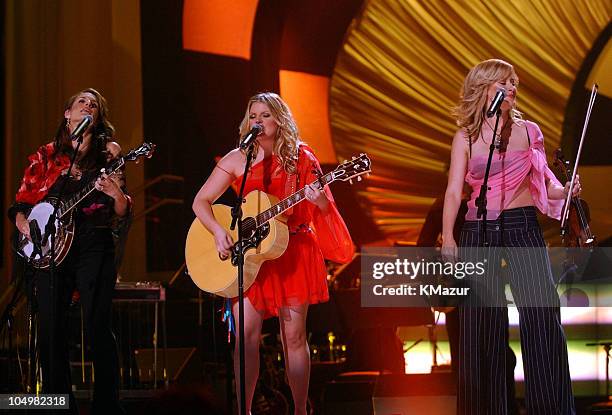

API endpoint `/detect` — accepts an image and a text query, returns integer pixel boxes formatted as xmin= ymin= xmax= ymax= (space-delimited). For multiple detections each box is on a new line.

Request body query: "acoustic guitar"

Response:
xmin=185 ymin=154 xmax=371 ymax=298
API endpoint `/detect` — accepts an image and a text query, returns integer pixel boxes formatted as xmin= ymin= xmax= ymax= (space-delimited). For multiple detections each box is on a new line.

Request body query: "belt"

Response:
xmin=289 ymin=223 xmax=312 ymax=235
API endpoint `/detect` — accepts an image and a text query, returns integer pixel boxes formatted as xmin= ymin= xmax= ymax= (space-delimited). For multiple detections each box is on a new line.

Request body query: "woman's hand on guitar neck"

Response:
xmin=304 ymin=184 xmax=329 ymax=212
xmin=95 ymin=173 xmax=123 ymax=199
xmin=96 ymin=173 xmax=129 ymax=216
xmin=15 ymin=213 xmax=31 ymax=240
xmin=214 ymin=227 xmax=234 ymax=260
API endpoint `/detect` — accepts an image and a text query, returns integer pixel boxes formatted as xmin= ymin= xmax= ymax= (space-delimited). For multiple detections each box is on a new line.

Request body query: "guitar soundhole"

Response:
xmin=241 ymin=217 xmax=257 ymax=238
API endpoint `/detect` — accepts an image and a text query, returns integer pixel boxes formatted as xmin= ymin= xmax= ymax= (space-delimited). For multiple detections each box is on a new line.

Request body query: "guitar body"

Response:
xmin=17 ymin=198 xmax=75 ymax=269
xmin=185 ymin=153 xmax=371 ymax=298
xmin=185 ymin=190 xmax=290 ymax=298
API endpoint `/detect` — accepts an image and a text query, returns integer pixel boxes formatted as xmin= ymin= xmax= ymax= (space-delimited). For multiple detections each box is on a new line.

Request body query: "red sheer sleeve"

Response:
xmin=300 ymin=146 xmax=355 ymax=264
xmin=15 ymin=143 xmax=69 ymax=205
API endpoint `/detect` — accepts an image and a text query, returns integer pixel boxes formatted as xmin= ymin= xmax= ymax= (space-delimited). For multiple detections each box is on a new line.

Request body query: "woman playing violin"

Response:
xmin=442 ymin=59 xmax=579 ymax=415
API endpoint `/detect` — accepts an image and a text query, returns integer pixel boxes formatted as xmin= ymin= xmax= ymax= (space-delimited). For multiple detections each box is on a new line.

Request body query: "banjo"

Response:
xmin=16 ymin=142 xmax=155 ymax=269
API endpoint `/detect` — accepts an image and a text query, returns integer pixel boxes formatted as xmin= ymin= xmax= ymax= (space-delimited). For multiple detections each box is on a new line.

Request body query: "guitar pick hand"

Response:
xmin=15 ymin=213 xmax=31 ymax=239
xmin=214 ymin=228 xmax=235 ymax=260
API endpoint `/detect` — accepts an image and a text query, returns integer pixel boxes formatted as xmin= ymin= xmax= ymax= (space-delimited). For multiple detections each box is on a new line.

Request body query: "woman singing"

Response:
xmin=9 ymin=88 xmax=130 ymax=414
xmin=442 ymin=59 xmax=578 ymax=414
xmin=192 ymin=92 xmax=353 ymax=414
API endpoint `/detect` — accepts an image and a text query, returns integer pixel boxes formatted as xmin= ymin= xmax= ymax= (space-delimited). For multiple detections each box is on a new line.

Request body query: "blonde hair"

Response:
xmin=238 ymin=92 xmax=302 ymax=174
xmin=454 ymin=59 xmax=522 ymax=141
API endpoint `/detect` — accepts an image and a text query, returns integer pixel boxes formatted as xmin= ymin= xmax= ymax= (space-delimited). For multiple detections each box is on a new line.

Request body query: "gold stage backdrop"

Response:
xmin=330 ymin=0 xmax=612 ymax=242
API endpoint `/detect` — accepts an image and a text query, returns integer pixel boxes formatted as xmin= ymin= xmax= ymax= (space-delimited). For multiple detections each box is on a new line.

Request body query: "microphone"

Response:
xmin=486 ymin=89 xmax=506 ymax=118
xmin=70 ymin=115 xmax=93 ymax=140
xmin=239 ymin=124 xmax=263 ymax=149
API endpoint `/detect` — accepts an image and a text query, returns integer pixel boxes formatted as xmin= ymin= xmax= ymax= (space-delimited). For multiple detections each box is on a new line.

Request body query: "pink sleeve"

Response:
xmin=301 ymin=147 xmax=355 ymax=264
xmin=527 ymin=122 xmax=564 ymax=220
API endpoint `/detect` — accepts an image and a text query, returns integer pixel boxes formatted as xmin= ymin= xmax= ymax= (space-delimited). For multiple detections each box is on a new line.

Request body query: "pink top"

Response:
xmin=465 ymin=120 xmax=563 ymax=221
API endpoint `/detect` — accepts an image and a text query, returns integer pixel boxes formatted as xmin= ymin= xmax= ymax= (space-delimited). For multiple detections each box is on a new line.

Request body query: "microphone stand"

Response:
xmin=44 ymin=132 xmax=85 ymax=391
xmin=230 ymin=142 xmax=256 ymax=415
xmin=475 ymin=109 xmax=502 ymax=248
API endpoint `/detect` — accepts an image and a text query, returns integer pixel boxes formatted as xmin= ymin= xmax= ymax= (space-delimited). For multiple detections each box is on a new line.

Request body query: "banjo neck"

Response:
xmin=57 ymin=158 xmax=125 ymax=219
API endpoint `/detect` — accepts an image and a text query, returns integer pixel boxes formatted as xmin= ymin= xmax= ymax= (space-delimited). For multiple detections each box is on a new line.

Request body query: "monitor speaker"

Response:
xmin=372 ymin=373 xmax=456 ymax=415
xmin=323 ymin=372 xmax=377 ymax=415
xmin=135 ymin=347 xmax=199 ymax=384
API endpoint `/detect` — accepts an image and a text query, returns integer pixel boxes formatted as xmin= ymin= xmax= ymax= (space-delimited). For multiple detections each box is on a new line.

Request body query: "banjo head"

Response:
xmin=19 ymin=200 xmax=73 ymax=268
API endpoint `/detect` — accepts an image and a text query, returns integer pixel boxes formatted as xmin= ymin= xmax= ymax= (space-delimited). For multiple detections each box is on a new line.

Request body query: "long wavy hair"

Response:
xmin=453 ymin=59 xmax=522 ymax=141
xmin=53 ymin=88 xmax=115 ymax=170
xmin=238 ymin=92 xmax=302 ymax=174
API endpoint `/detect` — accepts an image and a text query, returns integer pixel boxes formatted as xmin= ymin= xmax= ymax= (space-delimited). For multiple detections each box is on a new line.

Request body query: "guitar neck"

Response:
xmin=255 ymin=172 xmax=334 ymax=226
xmin=58 ymin=161 xmax=123 ymax=218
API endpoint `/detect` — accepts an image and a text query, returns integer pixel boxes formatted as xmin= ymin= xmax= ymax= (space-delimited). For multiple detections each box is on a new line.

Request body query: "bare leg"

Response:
xmin=279 ymin=304 xmax=310 ymax=415
xmin=232 ymin=298 xmax=264 ymax=414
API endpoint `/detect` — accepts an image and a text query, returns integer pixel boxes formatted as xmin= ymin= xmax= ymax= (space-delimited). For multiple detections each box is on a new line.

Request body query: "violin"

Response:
xmin=553 ymin=149 xmax=596 ymax=248
xmin=555 ymin=83 xmax=598 ymax=248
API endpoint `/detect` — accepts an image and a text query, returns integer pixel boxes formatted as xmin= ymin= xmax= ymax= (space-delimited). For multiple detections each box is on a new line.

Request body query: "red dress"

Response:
xmin=235 ymin=145 xmax=354 ymax=318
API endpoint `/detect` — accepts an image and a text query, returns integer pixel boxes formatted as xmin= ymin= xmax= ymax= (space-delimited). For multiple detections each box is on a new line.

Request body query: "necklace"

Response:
xmin=483 ymin=118 xmax=512 ymax=137
xmin=481 ymin=119 xmax=513 ymax=149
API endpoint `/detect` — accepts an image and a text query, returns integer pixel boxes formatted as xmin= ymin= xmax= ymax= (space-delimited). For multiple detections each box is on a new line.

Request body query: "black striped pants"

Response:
xmin=457 ymin=207 xmax=575 ymax=415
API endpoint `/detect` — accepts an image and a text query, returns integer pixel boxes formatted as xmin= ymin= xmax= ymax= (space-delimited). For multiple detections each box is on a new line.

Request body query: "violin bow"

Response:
xmin=560 ymin=83 xmax=598 ymax=231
